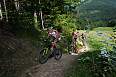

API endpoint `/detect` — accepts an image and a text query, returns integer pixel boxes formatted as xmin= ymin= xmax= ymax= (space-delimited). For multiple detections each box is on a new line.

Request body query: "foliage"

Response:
xmin=112 ymin=26 xmax=116 ymax=43
xmin=107 ymin=20 xmax=116 ymax=27
xmin=3 ymin=0 xmax=64 ymax=35
xmin=65 ymin=27 xmax=116 ymax=77
xmin=54 ymin=14 xmax=76 ymax=29
xmin=65 ymin=51 xmax=94 ymax=77
xmin=65 ymin=46 xmax=116 ymax=77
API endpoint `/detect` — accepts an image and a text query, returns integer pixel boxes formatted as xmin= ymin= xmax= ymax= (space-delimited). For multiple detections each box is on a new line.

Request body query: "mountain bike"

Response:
xmin=39 ymin=38 xmax=62 ymax=64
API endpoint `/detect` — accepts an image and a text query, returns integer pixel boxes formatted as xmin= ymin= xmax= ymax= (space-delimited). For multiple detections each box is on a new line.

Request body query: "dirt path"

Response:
xmin=23 ymin=40 xmax=89 ymax=77
xmin=24 ymin=54 xmax=78 ymax=77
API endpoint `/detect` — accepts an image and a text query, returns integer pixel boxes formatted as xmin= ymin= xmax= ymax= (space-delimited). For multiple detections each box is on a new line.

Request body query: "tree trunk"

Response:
xmin=0 ymin=3 xmax=3 ymax=20
xmin=3 ymin=0 xmax=8 ymax=21
xmin=34 ymin=11 xmax=39 ymax=31
xmin=40 ymin=10 xmax=44 ymax=30
xmin=39 ymin=0 xmax=45 ymax=30
xmin=14 ymin=0 xmax=20 ymax=11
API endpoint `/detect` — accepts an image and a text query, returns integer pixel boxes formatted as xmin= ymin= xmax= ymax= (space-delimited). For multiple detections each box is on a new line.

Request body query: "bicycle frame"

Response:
xmin=51 ymin=42 xmax=56 ymax=49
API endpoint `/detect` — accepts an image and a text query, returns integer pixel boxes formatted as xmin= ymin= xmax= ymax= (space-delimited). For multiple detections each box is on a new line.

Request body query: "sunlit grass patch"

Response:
xmin=88 ymin=27 xmax=114 ymax=51
xmin=92 ymin=27 xmax=113 ymax=31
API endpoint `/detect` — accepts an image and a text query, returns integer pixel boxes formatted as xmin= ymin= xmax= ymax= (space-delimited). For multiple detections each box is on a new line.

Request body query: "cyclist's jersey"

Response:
xmin=48 ymin=29 xmax=61 ymax=41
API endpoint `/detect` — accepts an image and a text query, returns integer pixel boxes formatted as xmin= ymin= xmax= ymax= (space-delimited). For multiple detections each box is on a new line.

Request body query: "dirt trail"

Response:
xmin=23 ymin=39 xmax=89 ymax=77
xmin=24 ymin=54 xmax=78 ymax=77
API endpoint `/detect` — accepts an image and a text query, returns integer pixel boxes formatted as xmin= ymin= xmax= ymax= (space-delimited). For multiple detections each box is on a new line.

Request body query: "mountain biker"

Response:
xmin=39 ymin=26 xmax=62 ymax=64
xmin=48 ymin=26 xmax=62 ymax=49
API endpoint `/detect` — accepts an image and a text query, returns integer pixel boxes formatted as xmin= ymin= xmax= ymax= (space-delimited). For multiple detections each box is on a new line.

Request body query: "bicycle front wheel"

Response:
xmin=54 ymin=48 xmax=62 ymax=60
xmin=39 ymin=48 xmax=49 ymax=64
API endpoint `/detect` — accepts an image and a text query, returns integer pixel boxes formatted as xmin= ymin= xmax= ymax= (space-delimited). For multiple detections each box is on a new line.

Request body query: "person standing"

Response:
xmin=71 ymin=29 xmax=79 ymax=53
xmin=81 ymin=32 xmax=87 ymax=50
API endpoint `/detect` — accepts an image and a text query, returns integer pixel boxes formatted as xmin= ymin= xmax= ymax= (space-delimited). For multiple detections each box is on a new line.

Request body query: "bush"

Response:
xmin=65 ymin=47 xmax=116 ymax=77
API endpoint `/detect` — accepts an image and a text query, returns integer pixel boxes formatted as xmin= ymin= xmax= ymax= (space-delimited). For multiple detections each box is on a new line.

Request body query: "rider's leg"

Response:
xmin=51 ymin=39 xmax=57 ymax=52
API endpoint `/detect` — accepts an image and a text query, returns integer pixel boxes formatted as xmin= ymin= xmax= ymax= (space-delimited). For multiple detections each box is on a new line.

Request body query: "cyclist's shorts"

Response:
xmin=74 ymin=38 xmax=77 ymax=41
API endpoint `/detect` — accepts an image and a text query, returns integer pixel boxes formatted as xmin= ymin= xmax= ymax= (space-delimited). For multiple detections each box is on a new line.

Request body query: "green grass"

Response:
xmin=92 ymin=27 xmax=113 ymax=31
xmin=88 ymin=27 xmax=114 ymax=51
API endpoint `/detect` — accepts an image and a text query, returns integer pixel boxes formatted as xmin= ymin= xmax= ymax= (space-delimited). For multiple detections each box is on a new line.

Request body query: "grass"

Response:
xmin=88 ymin=27 xmax=114 ymax=51
xmin=92 ymin=27 xmax=113 ymax=31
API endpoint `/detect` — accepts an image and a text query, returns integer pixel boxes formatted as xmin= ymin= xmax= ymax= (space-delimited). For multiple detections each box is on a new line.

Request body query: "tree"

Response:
xmin=3 ymin=0 xmax=8 ymax=21
xmin=14 ymin=0 xmax=20 ymax=11
xmin=107 ymin=20 xmax=116 ymax=27
xmin=39 ymin=0 xmax=44 ymax=30
xmin=0 ymin=3 xmax=3 ymax=20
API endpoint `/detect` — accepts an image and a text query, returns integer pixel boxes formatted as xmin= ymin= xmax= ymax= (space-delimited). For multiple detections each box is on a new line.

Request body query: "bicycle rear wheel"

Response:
xmin=54 ymin=48 xmax=62 ymax=60
xmin=39 ymin=48 xmax=49 ymax=64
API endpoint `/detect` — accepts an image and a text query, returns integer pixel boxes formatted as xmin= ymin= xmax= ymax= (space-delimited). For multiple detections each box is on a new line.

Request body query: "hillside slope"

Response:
xmin=80 ymin=0 xmax=116 ymax=21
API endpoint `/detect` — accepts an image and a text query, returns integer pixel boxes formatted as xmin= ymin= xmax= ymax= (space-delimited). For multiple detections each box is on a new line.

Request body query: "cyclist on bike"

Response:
xmin=48 ymin=26 xmax=62 ymax=50
xmin=39 ymin=26 xmax=62 ymax=64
